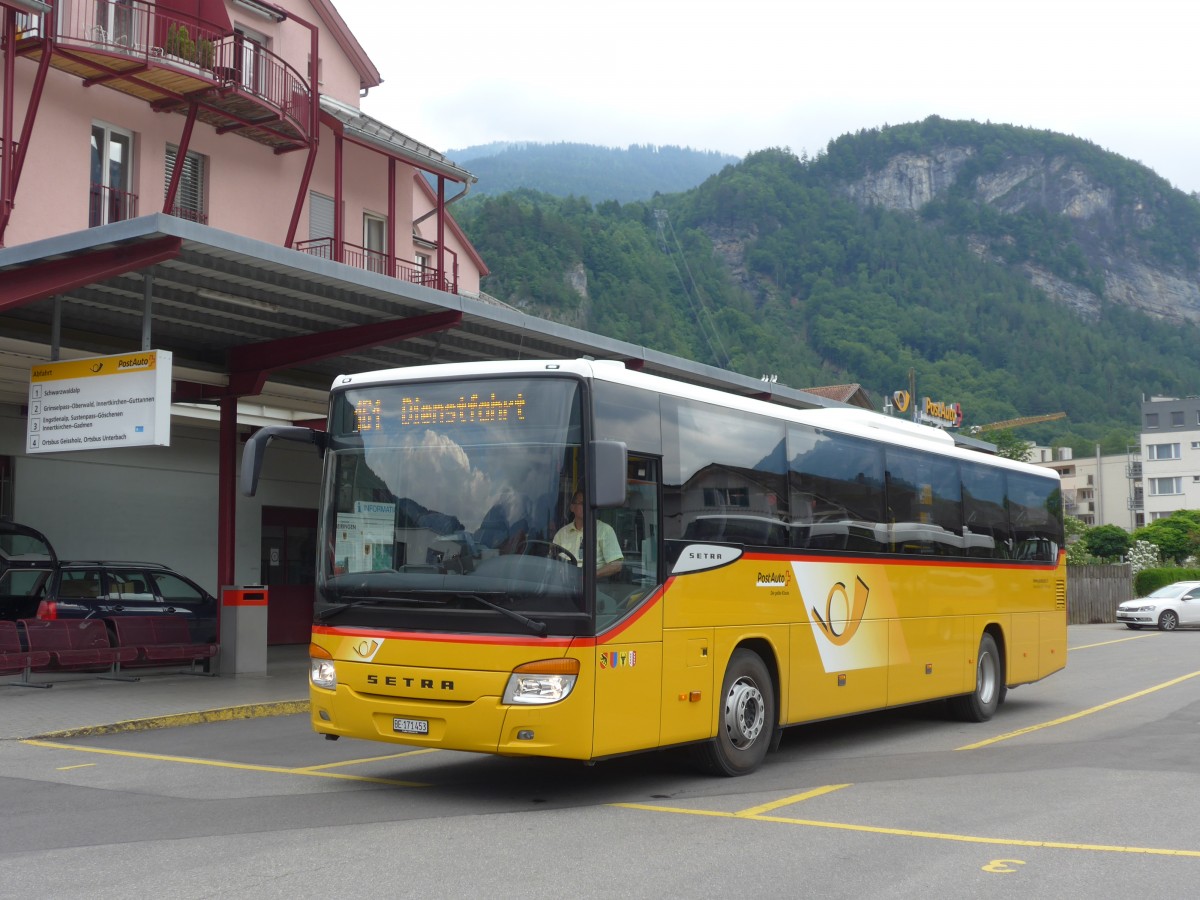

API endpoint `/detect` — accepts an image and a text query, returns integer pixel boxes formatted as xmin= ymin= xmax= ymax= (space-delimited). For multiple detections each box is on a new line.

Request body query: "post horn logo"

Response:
xmin=352 ymin=639 xmax=381 ymax=659
xmin=811 ymin=576 xmax=870 ymax=646
xmin=892 ymin=390 xmax=911 ymax=414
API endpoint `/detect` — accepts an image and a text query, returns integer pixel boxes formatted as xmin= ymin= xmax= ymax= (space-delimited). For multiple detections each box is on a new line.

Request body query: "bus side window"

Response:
xmin=596 ymin=457 xmax=660 ymax=620
xmin=1007 ymin=472 xmax=1063 ymax=562
xmin=621 ymin=458 xmax=659 ymax=585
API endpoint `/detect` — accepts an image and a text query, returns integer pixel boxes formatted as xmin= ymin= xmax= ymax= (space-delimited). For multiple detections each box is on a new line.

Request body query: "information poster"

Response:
xmin=27 ymin=351 xmax=172 ymax=453
xmin=334 ymin=502 xmax=396 ymax=573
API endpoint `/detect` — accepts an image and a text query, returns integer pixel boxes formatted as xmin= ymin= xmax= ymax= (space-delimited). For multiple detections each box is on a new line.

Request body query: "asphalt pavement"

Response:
xmin=0 ymin=644 xmax=310 ymax=740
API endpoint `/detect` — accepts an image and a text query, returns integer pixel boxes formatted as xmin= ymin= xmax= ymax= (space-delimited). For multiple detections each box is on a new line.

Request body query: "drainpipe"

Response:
xmin=333 ymin=129 xmax=343 ymax=261
xmin=412 ymin=178 xmax=472 ymax=229
xmin=436 ymin=176 xmax=445 ymax=291
xmin=387 ymin=157 xmax=396 ymax=275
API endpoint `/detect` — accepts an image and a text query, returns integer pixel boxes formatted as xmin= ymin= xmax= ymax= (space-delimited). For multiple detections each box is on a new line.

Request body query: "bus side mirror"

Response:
xmin=240 ymin=425 xmax=328 ymax=497
xmin=591 ymin=440 xmax=628 ymax=508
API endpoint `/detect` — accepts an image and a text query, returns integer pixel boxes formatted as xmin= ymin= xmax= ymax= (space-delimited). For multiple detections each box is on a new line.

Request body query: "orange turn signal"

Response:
xmin=513 ymin=658 xmax=580 ymax=676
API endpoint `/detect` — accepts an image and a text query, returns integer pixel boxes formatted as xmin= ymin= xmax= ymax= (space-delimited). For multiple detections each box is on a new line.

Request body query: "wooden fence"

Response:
xmin=1066 ymin=564 xmax=1133 ymax=624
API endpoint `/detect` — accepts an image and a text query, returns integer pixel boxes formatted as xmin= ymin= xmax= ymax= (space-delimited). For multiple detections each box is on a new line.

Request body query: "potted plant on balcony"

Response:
xmin=196 ymin=38 xmax=215 ymax=69
xmin=164 ymin=24 xmax=202 ymax=72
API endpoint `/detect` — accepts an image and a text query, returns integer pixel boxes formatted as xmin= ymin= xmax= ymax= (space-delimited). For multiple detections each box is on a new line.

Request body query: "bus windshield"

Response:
xmin=319 ymin=376 xmax=590 ymax=635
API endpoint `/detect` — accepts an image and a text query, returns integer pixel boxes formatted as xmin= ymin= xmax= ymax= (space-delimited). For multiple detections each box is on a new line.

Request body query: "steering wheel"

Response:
xmin=519 ymin=539 xmax=578 ymax=567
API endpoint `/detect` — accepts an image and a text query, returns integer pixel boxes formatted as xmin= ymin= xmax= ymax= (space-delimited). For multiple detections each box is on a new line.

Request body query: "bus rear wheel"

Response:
xmin=948 ymin=633 xmax=1001 ymax=723
xmin=696 ymin=649 xmax=775 ymax=776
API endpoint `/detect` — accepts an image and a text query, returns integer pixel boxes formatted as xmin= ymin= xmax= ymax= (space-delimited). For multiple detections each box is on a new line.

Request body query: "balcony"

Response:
xmin=295 ymin=238 xmax=458 ymax=294
xmin=89 ymin=183 xmax=138 ymax=226
xmin=15 ymin=1 xmax=313 ymax=153
xmin=167 ymin=203 xmax=208 ymax=225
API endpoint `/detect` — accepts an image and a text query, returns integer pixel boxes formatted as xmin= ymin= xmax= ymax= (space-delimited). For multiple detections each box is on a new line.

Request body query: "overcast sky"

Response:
xmin=337 ymin=0 xmax=1200 ymax=194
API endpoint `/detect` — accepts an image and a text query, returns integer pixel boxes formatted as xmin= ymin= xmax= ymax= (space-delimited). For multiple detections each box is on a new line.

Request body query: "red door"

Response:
xmin=260 ymin=506 xmax=317 ymax=645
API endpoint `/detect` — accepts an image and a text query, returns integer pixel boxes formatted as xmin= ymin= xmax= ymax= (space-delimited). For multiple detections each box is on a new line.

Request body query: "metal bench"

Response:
xmin=1 ymin=619 xmax=52 ymax=688
xmin=108 ymin=615 xmax=217 ymax=675
xmin=19 ymin=618 xmax=139 ymax=681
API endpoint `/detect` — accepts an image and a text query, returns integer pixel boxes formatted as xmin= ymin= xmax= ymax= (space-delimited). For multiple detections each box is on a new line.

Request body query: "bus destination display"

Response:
xmin=353 ymin=391 xmax=527 ymax=431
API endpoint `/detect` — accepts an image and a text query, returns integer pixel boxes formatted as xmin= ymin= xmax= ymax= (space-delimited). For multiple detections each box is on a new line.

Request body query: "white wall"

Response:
xmin=1 ymin=404 xmax=321 ymax=594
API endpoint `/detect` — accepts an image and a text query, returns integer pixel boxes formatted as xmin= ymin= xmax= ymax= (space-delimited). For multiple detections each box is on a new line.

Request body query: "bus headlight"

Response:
xmin=310 ymin=643 xmax=337 ymax=690
xmin=503 ymin=658 xmax=580 ymax=705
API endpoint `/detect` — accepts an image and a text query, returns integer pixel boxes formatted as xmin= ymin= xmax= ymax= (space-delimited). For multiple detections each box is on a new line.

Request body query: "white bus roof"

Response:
xmin=333 ymin=358 xmax=1056 ymax=480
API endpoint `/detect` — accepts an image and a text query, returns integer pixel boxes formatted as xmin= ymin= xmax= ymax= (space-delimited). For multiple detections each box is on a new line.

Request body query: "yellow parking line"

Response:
xmin=22 ymin=739 xmax=429 ymax=787
xmin=297 ymin=748 xmax=440 ymax=771
xmin=957 ymin=669 xmax=1200 ymax=751
xmin=737 ymin=785 xmax=851 ymax=817
xmin=1071 ymin=633 xmax=1159 ymax=651
xmin=611 ymin=801 xmax=1200 ymax=857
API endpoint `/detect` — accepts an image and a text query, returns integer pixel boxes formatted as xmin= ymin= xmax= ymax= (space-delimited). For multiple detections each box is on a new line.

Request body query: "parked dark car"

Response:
xmin=0 ymin=521 xmax=217 ymax=642
xmin=39 ymin=562 xmax=218 ymax=642
xmin=0 ymin=519 xmax=56 ymax=621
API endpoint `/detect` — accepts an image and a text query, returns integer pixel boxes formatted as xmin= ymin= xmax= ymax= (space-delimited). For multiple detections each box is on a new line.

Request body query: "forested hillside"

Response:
xmin=453 ymin=120 xmax=1200 ymax=455
xmin=449 ymin=142 xmax=738 ymax=202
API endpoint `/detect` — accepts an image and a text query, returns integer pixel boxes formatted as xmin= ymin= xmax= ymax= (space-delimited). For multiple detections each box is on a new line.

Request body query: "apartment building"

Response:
xmin=1139 ymin=396 xmax=1200 ymax=524
xmin=1032 ymin=395 xmax=1200 ymax=534
xmin=1032 ymin=446 xmax=1140 ymax=530
xmin=0 ymin=0 xmax=484 ymax=289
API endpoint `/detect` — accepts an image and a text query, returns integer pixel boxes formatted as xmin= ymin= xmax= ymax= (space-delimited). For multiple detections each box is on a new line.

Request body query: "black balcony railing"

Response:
xmin=89 ymin=183 xmax=138 ymax=227
xmin=295 ymin=238 xmax=455 ymax=292
xmin=168 ymin=205 xmax=209 ymax=225
xmin=49 ymin=0 xmax=312 ymax=147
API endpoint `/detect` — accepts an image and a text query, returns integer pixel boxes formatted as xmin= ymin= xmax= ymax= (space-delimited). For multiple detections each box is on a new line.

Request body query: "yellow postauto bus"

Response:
xmin=242 ymin=358 xmax=1066 ymax=775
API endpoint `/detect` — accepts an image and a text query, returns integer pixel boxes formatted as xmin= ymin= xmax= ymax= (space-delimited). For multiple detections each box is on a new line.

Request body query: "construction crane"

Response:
xmin=969 ymin=412 xmax=1066 ymax=434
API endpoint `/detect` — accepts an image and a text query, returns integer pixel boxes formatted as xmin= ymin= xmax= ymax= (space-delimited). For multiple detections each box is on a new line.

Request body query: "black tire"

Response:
xmin=948 ymin=633 xmax=1002 ymax=722
xmin=1125 ymin=624 xmax=1142 ymax=630
xmin=696 ymin=649 xmax=775 ymax=776
xmin=1158 ymin=610 xmax=1180 ymax=632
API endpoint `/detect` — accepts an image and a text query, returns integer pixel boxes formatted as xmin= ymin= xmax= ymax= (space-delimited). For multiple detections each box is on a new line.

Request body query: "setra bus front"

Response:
xmin=283 ymin=365 xmax=637 ymax=760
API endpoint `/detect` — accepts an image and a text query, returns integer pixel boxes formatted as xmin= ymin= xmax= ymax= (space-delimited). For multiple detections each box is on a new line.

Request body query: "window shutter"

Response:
xmin=309 ymin=192 xmax=334 ymax=240
xmin=165 ymin=145 xmax=207 ymax=223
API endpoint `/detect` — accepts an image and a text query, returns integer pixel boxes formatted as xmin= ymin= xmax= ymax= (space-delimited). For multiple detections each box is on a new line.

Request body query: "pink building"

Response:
xmin=0 ymin=0 xmax=495 ymax=641
xmin=0 ymin=0 xmax=486 ymax=292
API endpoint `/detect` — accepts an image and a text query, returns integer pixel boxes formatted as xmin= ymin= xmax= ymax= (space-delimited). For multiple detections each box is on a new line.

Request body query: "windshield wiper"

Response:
xmin=315 ymin=593 xmax=547 ymax=636
xmin=314 ymin=596 xmax=441 ymax=621
xmin=458 ymin=593 xmax=547 ymax=636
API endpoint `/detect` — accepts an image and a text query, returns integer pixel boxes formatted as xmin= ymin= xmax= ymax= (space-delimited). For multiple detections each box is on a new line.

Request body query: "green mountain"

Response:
xmin=453 ymin=118 xmax=1200 ymax=455
xmin=449 ymin=142 xmax=740 ymax=203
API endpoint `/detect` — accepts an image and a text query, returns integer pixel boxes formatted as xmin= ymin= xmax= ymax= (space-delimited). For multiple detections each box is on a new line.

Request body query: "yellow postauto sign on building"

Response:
xmin=27 ymin=351 xmax=173 ymax=453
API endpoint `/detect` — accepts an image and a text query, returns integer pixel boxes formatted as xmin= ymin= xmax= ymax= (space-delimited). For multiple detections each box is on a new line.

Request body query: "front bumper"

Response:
xmin=1116 ymin=611 xmax=1155 ymax=624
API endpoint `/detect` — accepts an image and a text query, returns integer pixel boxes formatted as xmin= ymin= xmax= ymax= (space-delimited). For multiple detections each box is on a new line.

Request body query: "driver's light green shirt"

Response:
xmin=551 ymin=520 xmax=623 ymax=568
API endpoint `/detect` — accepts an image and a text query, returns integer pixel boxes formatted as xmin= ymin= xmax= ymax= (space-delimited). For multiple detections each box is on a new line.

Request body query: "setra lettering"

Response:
xmin=366 ymin=673 xmax=454 ymax=690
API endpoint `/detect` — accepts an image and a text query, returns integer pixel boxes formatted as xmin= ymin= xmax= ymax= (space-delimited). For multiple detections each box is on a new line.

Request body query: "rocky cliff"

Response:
xmin=842 ymin=146 xmax=1200 ymax=324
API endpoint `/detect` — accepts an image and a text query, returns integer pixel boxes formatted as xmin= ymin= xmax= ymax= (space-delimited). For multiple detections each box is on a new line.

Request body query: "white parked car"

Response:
xmin=1116 ymin=581 xmax=1200 ymax=631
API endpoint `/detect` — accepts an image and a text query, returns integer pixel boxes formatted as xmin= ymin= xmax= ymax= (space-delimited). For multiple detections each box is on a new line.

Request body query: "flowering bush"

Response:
xmin=1127 ymin=540 xmax=1161 ymax=576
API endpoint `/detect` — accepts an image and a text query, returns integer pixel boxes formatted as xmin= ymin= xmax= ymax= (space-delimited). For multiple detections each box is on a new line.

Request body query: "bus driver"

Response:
xmin=552 ymin=491 xmax=624 ymax=579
